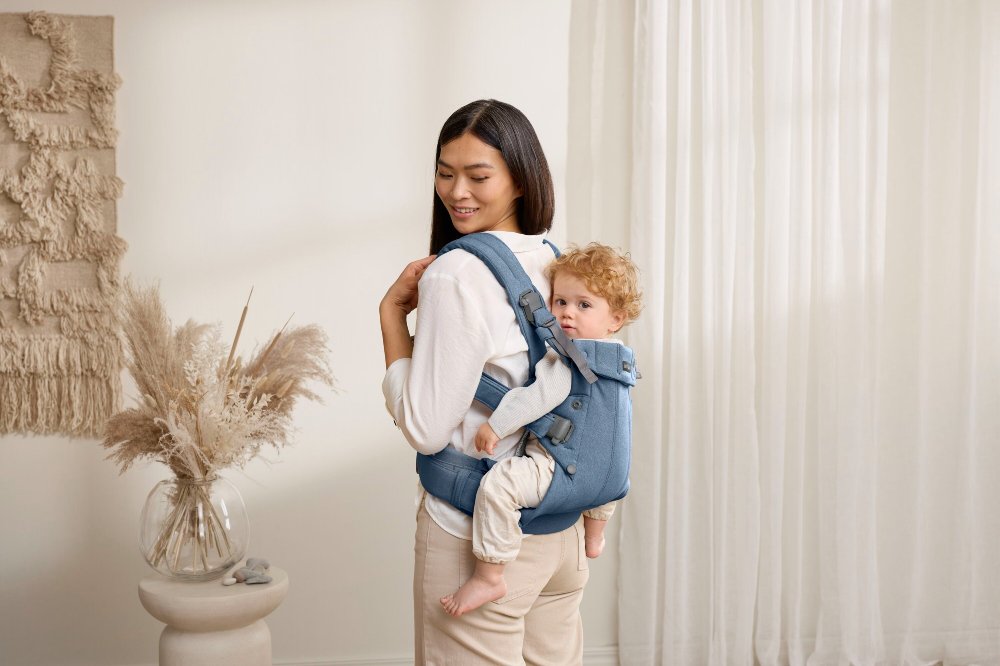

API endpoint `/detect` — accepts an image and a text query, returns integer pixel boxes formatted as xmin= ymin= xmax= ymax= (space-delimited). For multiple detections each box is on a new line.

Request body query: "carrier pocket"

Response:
xmin=490 ymin=583 xmax=537 ymax=605
xmin=490 ymin=550 xmax=540 ymax=606
xmin=416 ymin=452 xmax=490 ymax=517
xmin=450 ymin=467 xmax=481 ymax=512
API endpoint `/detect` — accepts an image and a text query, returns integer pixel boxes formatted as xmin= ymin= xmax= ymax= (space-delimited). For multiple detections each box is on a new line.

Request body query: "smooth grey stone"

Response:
xmin=246 ymin=557 xmax=270 ymax=571
xmin=244 ymin=574 xmax=272 ymax=585
xmin=233 ymin=567 xmax=254 ymax=582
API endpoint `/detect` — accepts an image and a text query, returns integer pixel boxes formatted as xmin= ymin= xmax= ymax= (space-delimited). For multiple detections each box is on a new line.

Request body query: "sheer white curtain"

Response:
xmin=567 ymin=1 xmax=1000 ymax=664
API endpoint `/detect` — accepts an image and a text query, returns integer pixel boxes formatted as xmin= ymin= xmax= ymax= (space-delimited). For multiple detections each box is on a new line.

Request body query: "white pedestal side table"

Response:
xmin=138 ymin=566 xmax=288 ymax=666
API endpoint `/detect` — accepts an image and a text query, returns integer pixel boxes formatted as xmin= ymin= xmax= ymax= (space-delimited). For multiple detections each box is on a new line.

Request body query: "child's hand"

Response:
xmin=475 ymin=423 xmax=500 ymax=455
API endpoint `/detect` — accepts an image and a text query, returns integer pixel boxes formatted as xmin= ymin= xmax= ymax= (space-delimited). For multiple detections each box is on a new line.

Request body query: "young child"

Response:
xmin=441 ymin=243 xmax=643 ymax=617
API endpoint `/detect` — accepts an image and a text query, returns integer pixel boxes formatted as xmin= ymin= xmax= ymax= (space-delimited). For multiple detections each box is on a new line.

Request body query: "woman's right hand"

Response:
xmin=381 ymin=255 xmax=437 ymax=316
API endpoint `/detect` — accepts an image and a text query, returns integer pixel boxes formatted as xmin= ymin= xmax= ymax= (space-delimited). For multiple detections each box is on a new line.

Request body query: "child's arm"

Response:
xmin=475 ymin=350 xmax=572 ymax=455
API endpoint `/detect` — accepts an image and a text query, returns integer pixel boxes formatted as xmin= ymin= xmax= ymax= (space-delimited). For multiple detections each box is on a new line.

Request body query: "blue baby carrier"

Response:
xmin=416 ymin=232 xmax=638 ymax=535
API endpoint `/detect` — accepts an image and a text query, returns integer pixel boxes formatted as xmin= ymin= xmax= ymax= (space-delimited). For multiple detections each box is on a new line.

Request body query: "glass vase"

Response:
xmin=139 ymin=475 xmax=249 ymax=581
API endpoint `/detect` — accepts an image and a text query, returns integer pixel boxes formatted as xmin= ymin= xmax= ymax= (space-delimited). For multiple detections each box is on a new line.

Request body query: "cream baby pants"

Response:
xmin=473 ymin=440 xmax=617 ymax=564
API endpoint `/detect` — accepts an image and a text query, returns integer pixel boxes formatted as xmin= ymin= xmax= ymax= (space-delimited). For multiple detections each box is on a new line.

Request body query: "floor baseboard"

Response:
xmin=280 ymin=645 xmax=618 ymax=665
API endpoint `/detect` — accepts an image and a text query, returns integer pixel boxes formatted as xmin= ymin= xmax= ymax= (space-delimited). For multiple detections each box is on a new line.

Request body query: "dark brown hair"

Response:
xmin=429 ymin=100 xmax=555 ymax=254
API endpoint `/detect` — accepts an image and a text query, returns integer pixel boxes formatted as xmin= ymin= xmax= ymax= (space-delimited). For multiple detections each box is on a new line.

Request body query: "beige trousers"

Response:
xmin=474 ymin=441 xmax=619 ymax=563
xmin=414 ymin=502 xmax=589 ymax=665
xmin=473 ymin=440 xmax=555 ymax=564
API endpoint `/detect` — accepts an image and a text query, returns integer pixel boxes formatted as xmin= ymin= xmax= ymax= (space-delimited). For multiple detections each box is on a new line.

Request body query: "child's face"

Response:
xmin=550 ymin=271 xmax=625 ymax=340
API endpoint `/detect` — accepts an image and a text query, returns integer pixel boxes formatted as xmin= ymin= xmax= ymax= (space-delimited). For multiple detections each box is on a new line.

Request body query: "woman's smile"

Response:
xmin=449 ymin=205 xmax=480 ymax=219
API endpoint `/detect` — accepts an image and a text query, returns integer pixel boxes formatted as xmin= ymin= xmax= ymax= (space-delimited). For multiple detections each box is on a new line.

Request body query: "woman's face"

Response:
xmin=435 ymin=133 xmax=522 ymax=235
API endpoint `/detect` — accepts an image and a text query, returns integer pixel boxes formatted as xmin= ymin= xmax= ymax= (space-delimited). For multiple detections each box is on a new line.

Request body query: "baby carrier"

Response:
xmin=416 ymin=232 xmax=638 ymax=535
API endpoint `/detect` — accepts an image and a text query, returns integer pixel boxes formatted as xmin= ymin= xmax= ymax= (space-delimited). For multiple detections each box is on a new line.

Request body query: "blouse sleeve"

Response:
xmin=382 ymin=269 xmax=495 ymax=455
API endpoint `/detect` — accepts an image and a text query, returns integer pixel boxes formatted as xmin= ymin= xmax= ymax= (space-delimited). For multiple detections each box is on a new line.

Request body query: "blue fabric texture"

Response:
xmin=415 ymin=233 xmax=637 ymax=535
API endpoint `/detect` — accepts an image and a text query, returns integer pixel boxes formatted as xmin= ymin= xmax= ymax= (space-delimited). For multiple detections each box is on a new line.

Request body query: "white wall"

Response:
xmin=0 ymin=1 xmax=621 ymax=664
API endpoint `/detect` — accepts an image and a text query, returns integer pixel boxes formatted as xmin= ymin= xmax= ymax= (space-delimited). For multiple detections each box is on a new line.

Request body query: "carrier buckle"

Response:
xmin=547 ymin=416 xmax=574 ymax=444
xmin=519 ymin=290 xmax=545 ymax=325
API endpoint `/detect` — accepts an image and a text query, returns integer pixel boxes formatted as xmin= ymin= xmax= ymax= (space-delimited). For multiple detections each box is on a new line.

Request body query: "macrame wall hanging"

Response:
xmin=0 ymin=12 xmax=125 ymax=437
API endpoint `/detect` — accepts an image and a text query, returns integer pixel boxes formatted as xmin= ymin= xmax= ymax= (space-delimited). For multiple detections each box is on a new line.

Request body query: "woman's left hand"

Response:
xmin=380 ymin=255 xmax=436 ymax=368
xmin=381 ymin=255 xmax=437 ymax=316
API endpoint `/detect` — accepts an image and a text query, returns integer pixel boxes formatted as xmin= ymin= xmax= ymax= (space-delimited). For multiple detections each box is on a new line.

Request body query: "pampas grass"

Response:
xmin=102 ymin=281 xmax=335 ymax=479
xmin=102 ymin=281 xmax=334 ymax=579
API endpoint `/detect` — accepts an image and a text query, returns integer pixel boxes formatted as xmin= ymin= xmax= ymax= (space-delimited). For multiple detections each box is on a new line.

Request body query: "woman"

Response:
xmin=380 ymin=99 xmax=590 ymax=665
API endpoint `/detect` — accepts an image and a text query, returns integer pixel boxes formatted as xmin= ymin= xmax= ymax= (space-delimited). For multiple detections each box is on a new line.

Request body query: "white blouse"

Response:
xmin=382 ymin=230 xmax=556 ymax=539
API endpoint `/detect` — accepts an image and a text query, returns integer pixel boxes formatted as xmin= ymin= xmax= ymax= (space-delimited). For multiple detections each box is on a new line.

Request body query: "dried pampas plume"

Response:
xmin=101 ymin=281 xmax=335 ymax=479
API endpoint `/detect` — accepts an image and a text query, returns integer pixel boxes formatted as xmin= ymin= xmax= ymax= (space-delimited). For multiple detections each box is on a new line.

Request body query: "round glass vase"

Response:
xmin=139 ymin=475 xmax=249 ymax=581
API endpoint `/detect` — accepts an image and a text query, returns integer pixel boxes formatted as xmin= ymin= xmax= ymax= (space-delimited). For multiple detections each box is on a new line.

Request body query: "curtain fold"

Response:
xmin=625 ymin=0 xmax=760 ymax=662
xmin=569 ymin=1 xmax=1000 ymax=664
xmin=756 ymin=2 xmax=891 ymax=664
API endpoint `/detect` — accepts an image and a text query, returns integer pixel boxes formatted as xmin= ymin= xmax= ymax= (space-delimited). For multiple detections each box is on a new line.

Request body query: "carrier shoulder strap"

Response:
xmin=438 ymin=233 xmax=598 ymax=384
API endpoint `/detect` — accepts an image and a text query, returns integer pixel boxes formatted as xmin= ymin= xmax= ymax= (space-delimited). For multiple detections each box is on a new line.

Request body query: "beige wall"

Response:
xmin=0 ymin=1 xmax=622 ymax=664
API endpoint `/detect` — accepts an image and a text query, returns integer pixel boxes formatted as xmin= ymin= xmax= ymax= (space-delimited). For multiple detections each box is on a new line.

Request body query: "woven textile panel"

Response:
xmin=0 ymin=12 xmax=125 ymax=437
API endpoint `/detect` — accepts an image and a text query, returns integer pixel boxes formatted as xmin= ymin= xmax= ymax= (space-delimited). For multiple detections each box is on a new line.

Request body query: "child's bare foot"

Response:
xmin=440 ymin=573 xmax=507 ymax=617
xmin=585 ymin=534 xmax=605 ymax=558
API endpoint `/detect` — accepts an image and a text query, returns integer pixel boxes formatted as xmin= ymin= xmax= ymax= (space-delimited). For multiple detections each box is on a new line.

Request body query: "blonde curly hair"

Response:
xmin=545 ymin=243 xmax=643 ymax=326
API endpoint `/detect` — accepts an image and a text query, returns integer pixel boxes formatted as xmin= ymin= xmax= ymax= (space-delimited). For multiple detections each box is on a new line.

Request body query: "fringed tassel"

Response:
xmin=0 ymin=333 xmax=123 ymax=437
xmin=0 ymin=333 xmax=122 ymax=377
xmin=59 ymin=310 xmax=115 ymax=336
xmin=0 ymin=373 xmax=122 ymax=438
